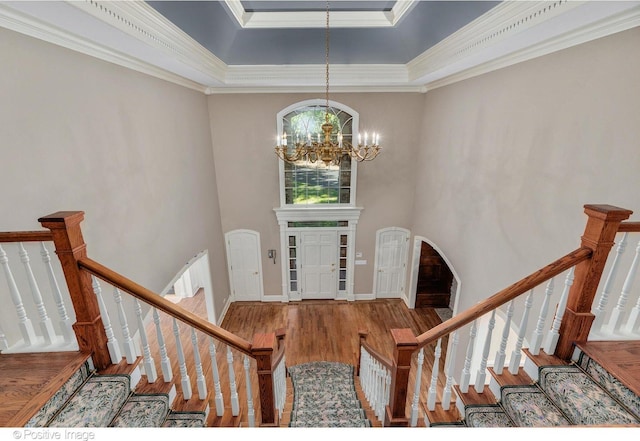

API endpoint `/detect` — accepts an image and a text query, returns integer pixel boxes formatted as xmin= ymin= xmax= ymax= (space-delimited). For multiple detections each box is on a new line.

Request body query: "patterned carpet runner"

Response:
xmin=27 ymin=362 xmax=206 ymax=428
xmin=464 ymin=349 xmax=640 ymax=428
xmin=288 ymin=361 xmax=372 ymax=427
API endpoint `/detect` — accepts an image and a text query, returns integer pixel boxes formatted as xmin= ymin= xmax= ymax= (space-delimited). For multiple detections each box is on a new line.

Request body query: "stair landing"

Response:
xmin=0 ymin=351 xmax=91 ymax=427
xmin=575 ymin=340 xmax=640 ymax=397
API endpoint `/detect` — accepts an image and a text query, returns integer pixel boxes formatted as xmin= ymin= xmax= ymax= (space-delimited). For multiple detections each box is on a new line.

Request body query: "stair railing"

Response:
xmin=590 ymin=221 xmax=640 ymax=338
xmin=0 ymin=230 xmax=78 ymax=353
xmin=364 ymin=204 xmax=634 ymax=426
xmin=33 ymin=211 xmax=282 ymax=427
xmin=357 ymin=330 xmax=393 ymax=423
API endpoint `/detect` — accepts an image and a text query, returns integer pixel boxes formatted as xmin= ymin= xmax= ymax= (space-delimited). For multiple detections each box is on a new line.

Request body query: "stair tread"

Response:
xmin=163 ymin=411 xmax=206 ymax=427
xmin=538 ymin=365 xmax=640 ymax=426
xmin=110 ymin=394 xmax=170 ymax=427
xmin=500 ymin=385 xmax=571 ymax=427
xmin=48 ymin=375 xmax=131 ymax=427
xmin=465 ymin=405 xmax=514 ymax=428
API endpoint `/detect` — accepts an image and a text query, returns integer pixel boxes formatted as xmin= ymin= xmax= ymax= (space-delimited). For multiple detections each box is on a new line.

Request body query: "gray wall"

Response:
xmin=0 ymin=28 xmax=230 ymax=328
xmin=208 ymin=92 xmax=424 ymax=299
xmin=412 ymin=27 xmax=640 ymax=312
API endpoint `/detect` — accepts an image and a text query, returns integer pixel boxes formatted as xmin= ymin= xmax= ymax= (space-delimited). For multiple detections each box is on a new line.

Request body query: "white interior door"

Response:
xmin=373 ymin=227 xmax=410 ymax=298
xmin=300 ymin=231 xmax=338 ymax=299
xmin=225 ymin=230 xmax=263 ymax=301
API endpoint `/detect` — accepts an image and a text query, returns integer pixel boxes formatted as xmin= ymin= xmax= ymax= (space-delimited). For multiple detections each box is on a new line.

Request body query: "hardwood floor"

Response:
xmin=174 ymin=295 xmax=447 ymax=426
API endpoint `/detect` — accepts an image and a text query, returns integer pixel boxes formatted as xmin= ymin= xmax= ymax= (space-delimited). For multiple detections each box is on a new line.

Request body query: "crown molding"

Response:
xmin=223 ymin=0 xmax=416 ymax=29
xmin=408 ymin=1 xmax=640 ymax=88
xmin=419 ymin=2 xmax=640 ymax=93
xmin=225 ymin=64 xmax=409 ymax=87
xmin=1 ymin=0 xmax=639 ymax=95
xmin=0 ymin=2 xmax=209 ymax=93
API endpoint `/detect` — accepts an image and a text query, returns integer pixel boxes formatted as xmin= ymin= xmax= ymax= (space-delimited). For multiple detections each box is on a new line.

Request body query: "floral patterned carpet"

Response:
xmin=464 ymin=350 xmax=640 ymax=427
xmin=28 ymin=367 xmax=206 ymax=427
xmin=288 ymin=361 xmax=372 ymax=427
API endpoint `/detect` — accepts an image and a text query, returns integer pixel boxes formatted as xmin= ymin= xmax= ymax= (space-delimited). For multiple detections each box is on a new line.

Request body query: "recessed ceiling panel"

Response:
xmin=147 ymin=1 xmax=500 ymax=65
xmin=241 ymin=1 xmax=397 ymax=12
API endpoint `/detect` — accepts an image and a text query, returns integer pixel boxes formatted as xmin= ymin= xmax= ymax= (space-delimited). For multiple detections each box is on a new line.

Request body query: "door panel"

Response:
xmin=225 ymin=230 xmax=263 ymax=301
xmin=300 ymin=231 xmax=337 ymax=299
xmin=374 ymin=228 xmax=410 ymax=298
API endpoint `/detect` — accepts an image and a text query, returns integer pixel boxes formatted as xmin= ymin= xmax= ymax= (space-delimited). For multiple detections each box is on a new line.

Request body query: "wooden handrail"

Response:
xmin=618 ymin=222 xmax=640 ymax=232
xmin=361 ymin=339 xmax=394 ymax=371
xmin=0 ymin=231 xmax=53 ymax=242
xmin=78 ymin=256 xmax=254 ymax=356
xmin=415 ymin=247 xmax=592 ymax=348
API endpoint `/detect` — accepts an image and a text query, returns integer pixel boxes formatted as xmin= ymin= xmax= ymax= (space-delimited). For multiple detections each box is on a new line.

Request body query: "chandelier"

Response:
xmin=275 ymin=1 xmax=381 ymax=167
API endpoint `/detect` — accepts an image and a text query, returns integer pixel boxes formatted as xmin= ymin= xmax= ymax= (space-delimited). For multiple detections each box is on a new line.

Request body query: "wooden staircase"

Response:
xmin=422 ymin=340 xmax=640 ymax=427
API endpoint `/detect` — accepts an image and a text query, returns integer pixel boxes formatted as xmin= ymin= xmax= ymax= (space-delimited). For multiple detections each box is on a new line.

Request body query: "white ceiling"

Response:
xmin=1 ymin=1 xmax=639 ymax=94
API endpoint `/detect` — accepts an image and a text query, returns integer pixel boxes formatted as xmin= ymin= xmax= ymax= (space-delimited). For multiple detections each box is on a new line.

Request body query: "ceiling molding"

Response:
xmin=0 ymin=2 xmax=209 ymax=93
xmin=222 ymin=0 xmax=416 ymax=29
xmin=224 ymin=64 xmax=409 ymax=88
xmin=1 ymin=0 xmax=639 ymax=94
xmin=419 ymin=2 xmax=640 ymax=93
xmin=408 ymin=1 xmax=640 ymax=87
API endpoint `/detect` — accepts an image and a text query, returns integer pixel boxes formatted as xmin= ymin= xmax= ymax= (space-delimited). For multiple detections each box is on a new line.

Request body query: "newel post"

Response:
xmin=356 ymin=330 xmax=368 ymax=376
xmin=555 ymin=204 xmax=632 ymax=359
xmin=385 ymin=328 xmax=418 ymax=427
xmin=38 ymin=211 xmax=111 ymax=369
xmin=251 ymin=332 xmax=278 ymax=427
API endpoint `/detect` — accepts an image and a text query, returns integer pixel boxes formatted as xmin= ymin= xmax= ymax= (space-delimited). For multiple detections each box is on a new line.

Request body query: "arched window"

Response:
xmin=277 ymin=99 xmax=359 ymax=207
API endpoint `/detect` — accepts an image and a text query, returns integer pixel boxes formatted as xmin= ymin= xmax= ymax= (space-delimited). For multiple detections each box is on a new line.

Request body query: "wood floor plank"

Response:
xmin=0 ymin=351 xmax=91 ymax=427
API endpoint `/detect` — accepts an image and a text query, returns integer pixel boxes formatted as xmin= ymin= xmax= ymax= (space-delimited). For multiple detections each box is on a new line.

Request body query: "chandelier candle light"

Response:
xmin=275 ymin=1 xmax=381 ymax=166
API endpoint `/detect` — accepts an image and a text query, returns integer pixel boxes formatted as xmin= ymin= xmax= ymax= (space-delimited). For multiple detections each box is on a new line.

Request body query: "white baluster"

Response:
xmin=410 ymin=348 xmax=424 ymax=426
xmin=530 ymin=278 xmax=554 ymax=355
xmin=208 ymin=339 xmax=225 ymax=416
xmin=275 ymin=355 xmax=286 ymax=417
xmin=474 ymin=310 xmax=496 ymax=392
xmin=190 ymin=328 xmax=207 ymax=399
xmin=40 ymin=242 xmax=74 ymax=344
xmin=113 ymin=288 xmax=137 ymax=363
xmin=509 ymin=290 xmax=533 ymax=374
xmin=428 ymin=339 xmax=442 ymax=410
xmin=243 ymin=355 xmax=255 ymax=427
xmin=0 ymin=244 xmax=37 ymax=346
xmin=459 ymin=320 xmax=477 ymax=393
xmin=0 ymin=323 xmax=9 ymax=350
xmin=593 ymin=233 xmax=628 ymax=330
xmin=543 ymin=268 xmax=574 ymax=354
xmin=153 ymin=308 xmax=173 ymax=381
xmin=623 ymin=240 xmax=640 ymax=333
xmin=493 ymin=301 xmax=514 ymax=375
xmin=375 ymin=361 xmax=384 ymax=420
xmin=134 ymin=299 xmax=157 ymax=383
xmin=18 ymin=243 xmax=57 ymax=345
xmin=361 ymin=349 xmax=372 ymax=403
xmin=92 ymin=276 xmax=121 ymax=363
xmin=624 ymin=291 xmax=640 ymax=334
xmin=383 ymin=368 xmax=391 ymax=419
xmin=227 ymin=346 xmax=240 ymax=416
xmin=441 ymin=330 xmax=459 ymax=410
xmin=172 ymin=318 xmax=192 ymax=400
xmin=607 ymin=239 xmax=640 ymax=333
xmin=371 ymin=359 xmax=380 ymax=419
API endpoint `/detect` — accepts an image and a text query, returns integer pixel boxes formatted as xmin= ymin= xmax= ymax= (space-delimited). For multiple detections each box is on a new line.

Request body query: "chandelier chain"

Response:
xmin=325 ymin=1 xmax=330 ymax=123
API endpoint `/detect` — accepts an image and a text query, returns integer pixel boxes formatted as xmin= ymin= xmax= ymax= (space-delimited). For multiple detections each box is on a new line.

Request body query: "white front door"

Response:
xmin=225 ymin=230 xmax=263 ymax=301
xmin=373 ymin=227 xmax=410 ymax=298
xmin=300 ymin=231 xmax=338 ymax=299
